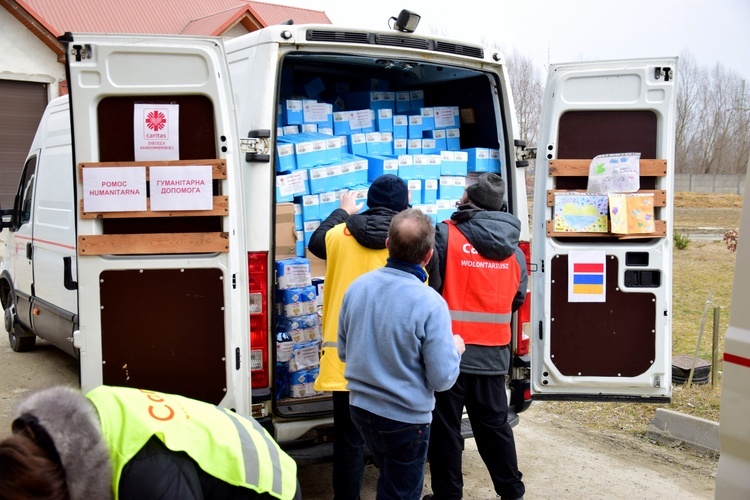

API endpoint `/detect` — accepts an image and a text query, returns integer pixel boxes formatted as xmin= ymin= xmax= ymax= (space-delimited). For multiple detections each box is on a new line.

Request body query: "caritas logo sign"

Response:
xmin=134 ymin=103 xmax=180 ymax=161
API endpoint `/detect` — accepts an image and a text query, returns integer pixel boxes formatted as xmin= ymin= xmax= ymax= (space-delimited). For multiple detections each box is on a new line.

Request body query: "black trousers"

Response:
xmin=427 ymin=373 xmax=524 ymax=499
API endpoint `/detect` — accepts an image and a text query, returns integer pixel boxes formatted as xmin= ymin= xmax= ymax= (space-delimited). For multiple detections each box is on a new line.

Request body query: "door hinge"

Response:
xmin=71 ymin=44 xmax=93 ymax=62
xmin=241 ymin=130 xmax=271 ymax=162
xmin=654 ymin=66 xmax=673 ymax=82
xmin=514 ymin=139 xmax=536 ymax=168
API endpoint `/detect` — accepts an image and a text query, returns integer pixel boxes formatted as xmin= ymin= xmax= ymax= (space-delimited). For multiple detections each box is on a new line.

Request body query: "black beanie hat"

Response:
xmin=466 ymin=172 xmax=505 ymax=211
xmin=367 ymin=174 xmax=409 ymax=212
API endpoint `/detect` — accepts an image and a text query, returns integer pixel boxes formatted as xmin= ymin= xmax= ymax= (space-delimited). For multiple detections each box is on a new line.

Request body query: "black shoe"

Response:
xmin=422 ymin=495 xmax=434 ymax=500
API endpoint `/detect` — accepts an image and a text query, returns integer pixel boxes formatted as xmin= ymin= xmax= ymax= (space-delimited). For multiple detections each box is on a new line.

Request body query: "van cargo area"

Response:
xmin=269 ymin=49 xmax=511 ymax=423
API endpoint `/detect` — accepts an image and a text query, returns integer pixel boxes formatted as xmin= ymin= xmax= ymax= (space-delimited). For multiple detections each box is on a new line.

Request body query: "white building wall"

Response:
xmin=0 ymin=7 xmax=66 ymax=100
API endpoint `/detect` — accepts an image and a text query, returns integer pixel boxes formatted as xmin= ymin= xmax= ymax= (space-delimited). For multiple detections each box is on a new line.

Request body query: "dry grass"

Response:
xmin=541 ymin=192 xmax=741 ymax=436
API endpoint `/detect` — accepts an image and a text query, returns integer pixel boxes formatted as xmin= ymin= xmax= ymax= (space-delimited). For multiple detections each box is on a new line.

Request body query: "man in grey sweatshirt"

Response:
xmin=338 ymin=208 xmax=464 ymax=500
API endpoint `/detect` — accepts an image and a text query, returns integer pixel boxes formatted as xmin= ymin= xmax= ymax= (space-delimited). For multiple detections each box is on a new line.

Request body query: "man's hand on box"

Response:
xmin=339 ymin=191 xmax=364 ymax=215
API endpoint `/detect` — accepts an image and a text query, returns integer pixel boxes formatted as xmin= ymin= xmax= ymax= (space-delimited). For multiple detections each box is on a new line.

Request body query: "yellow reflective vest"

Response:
xmin=86 ymin=385 xmax=298 ymax=500
xmin=313 ymin=222 xmax=389 ymax=392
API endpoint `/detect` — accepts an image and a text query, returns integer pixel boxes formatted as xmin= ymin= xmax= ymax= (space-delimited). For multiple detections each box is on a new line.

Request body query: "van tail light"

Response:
xmin=516 ymin=241 xmax=531 ymax=356
xmin=248 ymin=252 xmax=269 ymax=389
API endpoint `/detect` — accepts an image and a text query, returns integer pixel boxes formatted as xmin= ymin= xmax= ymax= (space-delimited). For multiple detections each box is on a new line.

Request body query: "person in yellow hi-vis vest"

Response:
xmin=0 ymin=385 xmax=300 ymax=500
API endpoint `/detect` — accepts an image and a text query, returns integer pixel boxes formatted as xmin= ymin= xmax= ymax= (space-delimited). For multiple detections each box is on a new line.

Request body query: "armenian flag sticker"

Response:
xmin=568 ymin=251 xmax=606 ymax=302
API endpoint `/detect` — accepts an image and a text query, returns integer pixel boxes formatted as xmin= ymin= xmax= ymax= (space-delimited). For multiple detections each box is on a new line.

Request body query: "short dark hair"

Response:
xmin=387 ymin=208 xmax=435 ymax=264
xmin=0 ymin=435 xmax=69 ymax=500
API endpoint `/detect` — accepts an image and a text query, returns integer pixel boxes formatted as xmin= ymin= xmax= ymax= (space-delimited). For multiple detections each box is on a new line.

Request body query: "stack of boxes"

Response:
xmin=275 ymin=257 xmax=323 ymax=400
xmin=273 ymin=84 xmax=506 ymax=400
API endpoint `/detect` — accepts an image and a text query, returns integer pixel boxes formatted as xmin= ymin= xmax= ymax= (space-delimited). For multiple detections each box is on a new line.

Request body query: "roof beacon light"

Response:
xmin=391 ymin=9 xmax=420 ymax=33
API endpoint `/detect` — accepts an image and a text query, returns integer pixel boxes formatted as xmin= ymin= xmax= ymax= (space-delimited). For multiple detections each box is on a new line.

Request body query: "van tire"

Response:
xmin=4 ymin=295 xmax=36 ymax=352
xmin=9 ymin=329 xmax=36 ymax=352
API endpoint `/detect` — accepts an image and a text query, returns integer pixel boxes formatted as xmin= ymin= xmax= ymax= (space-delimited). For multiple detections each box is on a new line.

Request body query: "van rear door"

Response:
xmin=531 ymin=58 xmax=677 ymax=401
xmin=63 ymin=33 xmax=250 ymax=413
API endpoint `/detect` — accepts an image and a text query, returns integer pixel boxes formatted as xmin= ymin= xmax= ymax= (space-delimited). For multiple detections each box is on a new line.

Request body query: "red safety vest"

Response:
xmin=442 ymin=221 xmax=520 ymax=346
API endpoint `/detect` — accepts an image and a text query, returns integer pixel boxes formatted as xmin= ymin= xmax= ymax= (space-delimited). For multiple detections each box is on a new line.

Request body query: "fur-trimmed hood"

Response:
xmin=14 ymin=386 xmax=112 ymax=499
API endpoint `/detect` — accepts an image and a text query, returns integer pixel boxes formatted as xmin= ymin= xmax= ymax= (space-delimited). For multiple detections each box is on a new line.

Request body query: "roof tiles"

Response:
xmin=14 ymin=0 xmax=330 ymax=36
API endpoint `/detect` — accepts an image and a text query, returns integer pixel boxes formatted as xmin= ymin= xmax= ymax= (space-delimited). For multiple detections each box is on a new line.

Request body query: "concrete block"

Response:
xmin=646 ymin=407 xmax=720 ymax=455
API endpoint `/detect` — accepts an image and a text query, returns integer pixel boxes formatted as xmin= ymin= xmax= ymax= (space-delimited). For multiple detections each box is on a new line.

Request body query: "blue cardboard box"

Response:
xmin=303 ymin=220 xmax=320 ymax=247
xmin=408 ymin=179 xmax=422 ymax=204
xmin=433 ymin=106 xmax=458 ymax=129
xmin=302 ymin=101 xmax=333 ymax=128
xmin=333 ymin=111 xmax=351 ymax=135
xmin=366 ymin=132 xmax=383 ymax=155
xmin=325 ymin=164 xmax=344 ymax=192
xmin=276 ymin=170 xmax=308 ymax=202
xmin=393 ymin=115 xmax=408 ymax=139
xmin=423 ymin=179 xmax=438 ymax=204
xmin=282 ymin=99 xmax=304 ymax=125
xmin=421 ymin=138 xmax=437 ymax=155
xmin=347 ymin=109 xmax=374 ymax=133
xmin=439 ymin=176 xmax=465 ymax=200
xmin=299 ymin=194 xmax=320 ymax=222
xmin=437 ymin=199 xmax=456 ymax=222
xmin=349 ymin=133 xmax=368 ymax=156
xmin=412 ymin=154 xmax=428 ymax=180
xmin=446 ymin=128 xmax=461 ymax=150
xmin=293 ymin=202 xmax=303 ymax=230
xmin=339 ymin=160 xmax=356 ymax=188
xmin=425 ymin=129 xmax=447 ymax=150
xmin=393 ymin=138 xmax=407 ymax=156
xmin=420 ymin=107 xmax=435 ymax=132
xmin=489 ymin=148 xmax=502 ymax=172
xmin=363 ymin=154 xmax=399 ymax=181
xmin=465 ymin=148 xmax=492 ymax=172
xmin=396 ymin=91 xmax=411 ymax=113
xmin=325 ymin=136 xmax=343 ymax=164
xmin=318 ymin=191 xmax=338 ymax=219
xmin=407 ymin=139 xmax=422 ymax=155
xmin=376 ymin=108 xmax=394 ymax=132
xmin=409 ymin=90 xmax=425 ymax=110
xmin=295 ymin=230 xmax=305 ymax=257
xmin=426 ymin=154 xmax=442 ymax=178
xmin=276 ymin=142 xmax=296 ymax=172
xmin=308 ymin=166 xmax=329 ymax=194
xmin=408 ymin=115 xmax=424 ymax=139
xmin=397 ymin=154 xmax=414 ymax=180
xmin=351 ymin=156 xmax=369 ymax=184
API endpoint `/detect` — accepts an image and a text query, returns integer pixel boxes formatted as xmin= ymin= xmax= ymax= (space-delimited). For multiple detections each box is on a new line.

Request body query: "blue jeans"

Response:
xmin=350 ymin=405 xmax=430 ymax=500
xmin=332 ymin=391 xmax=366 ymax=500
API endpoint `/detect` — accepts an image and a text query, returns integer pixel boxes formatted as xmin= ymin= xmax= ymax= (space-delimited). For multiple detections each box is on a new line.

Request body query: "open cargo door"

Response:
xmin=63 ymin=33 xmax=250 ymax=413
xmin=531 ymin=58 xmax=677 ymax=401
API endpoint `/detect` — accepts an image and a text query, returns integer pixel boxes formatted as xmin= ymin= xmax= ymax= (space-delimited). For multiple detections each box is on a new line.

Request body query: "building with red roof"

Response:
xmin=0 ymin=0 xmax=330 ymax=206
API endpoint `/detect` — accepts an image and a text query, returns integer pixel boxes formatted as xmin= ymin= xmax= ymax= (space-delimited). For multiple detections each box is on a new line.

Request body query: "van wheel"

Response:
xmin=4 ymin=299 xmax=36 ymax=352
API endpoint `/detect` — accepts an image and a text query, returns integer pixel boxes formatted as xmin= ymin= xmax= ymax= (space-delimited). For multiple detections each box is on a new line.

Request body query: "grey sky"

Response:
xmin=278 ymin=0 xmax=750 ymax=84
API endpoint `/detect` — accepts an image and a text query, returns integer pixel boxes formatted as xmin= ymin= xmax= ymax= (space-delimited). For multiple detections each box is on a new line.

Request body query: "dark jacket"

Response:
xmin=435 ymin=202 xmax=528 ymax=375
xmin=308 ymin=206 xmax=439 ymax=278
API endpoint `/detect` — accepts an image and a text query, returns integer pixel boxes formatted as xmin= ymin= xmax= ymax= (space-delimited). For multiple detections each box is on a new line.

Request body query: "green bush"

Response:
xmin=674 ymin=231 xmax=690 ymax=250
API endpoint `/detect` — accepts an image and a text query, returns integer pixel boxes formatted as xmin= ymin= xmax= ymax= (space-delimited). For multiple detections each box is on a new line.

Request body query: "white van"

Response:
xmin=1 ymin=18 xmax=676 ymax=462
xmin=1 ymin=34 xmax=251 ymax=415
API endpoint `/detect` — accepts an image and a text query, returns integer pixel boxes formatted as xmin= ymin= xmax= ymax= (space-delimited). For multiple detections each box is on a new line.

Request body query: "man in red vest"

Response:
xmin=424 ymin=172 xmax=527 ymax=500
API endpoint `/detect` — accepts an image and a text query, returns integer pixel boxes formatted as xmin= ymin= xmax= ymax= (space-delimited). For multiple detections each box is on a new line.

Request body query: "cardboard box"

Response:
xmin=553 ymin=192 xmax=609 ymax=233
xmin=305 ymin=249 xmax=327 ymax=278
xmin=608 ymin=193 xmax=655 ymax=234
xmin=275 ymin=203 xmax=298 ymax=259
xmin=393 ymin=115 xmax=408 ymax=139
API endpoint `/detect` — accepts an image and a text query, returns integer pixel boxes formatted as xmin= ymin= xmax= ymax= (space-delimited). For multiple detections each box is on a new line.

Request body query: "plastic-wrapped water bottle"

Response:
xmin=275 ymin=326 xmax=294 ymax=400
